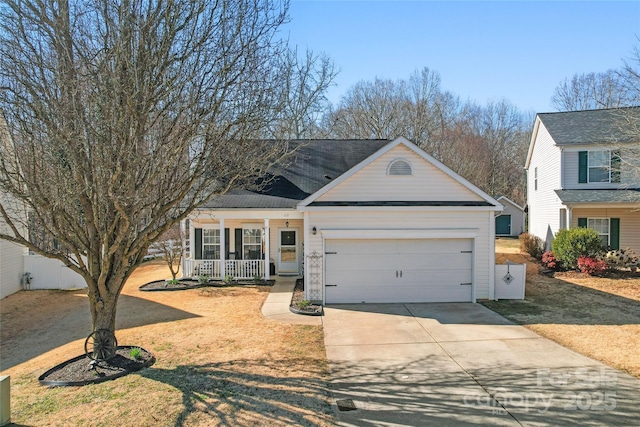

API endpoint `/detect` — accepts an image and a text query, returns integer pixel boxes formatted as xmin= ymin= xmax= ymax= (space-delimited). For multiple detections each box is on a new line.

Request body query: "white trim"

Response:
xmin=319 ymin=228 xmax=479 ymax=240
xmin=297 ymin=137 xmax=502 ymax=209
xmin=525 ymin=116 xmax=541 ymax=170
xmin=264 ymin=219 xmax=270 ymax=280
xmin=302 ymin=205 xmax=500 ymax=212
xmin=496 ymin=196 xmax=525 ymax=212
xmin=488 ymin=211 xmax=495 ymax=300
xmin=190 ymin=210 xmax=303 ymax=220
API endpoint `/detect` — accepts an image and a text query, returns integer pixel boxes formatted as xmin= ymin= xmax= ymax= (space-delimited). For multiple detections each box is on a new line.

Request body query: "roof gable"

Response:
xmin=299 ymin=137 xmax=501 ymax=209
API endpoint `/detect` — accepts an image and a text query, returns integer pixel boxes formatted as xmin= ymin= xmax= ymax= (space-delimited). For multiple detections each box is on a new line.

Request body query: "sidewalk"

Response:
xmin=261 ymin=276 xmax=323 ymax=326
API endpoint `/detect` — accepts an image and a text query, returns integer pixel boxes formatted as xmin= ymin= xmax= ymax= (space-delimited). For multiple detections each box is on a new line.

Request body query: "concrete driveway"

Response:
xmin=323 ymin=303 xmax=640 ymax=426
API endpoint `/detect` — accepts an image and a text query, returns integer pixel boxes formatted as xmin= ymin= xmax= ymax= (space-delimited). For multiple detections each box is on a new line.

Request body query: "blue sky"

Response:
xmin=282 ymin=1 xmax=640 ymax=113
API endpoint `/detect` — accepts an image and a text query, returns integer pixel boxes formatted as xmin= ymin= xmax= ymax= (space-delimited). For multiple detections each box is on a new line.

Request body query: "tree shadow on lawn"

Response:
xmin=482 ymin=274 xmax=640 ymax=326
xmin=140 ymin=358 xmax=333 ymax=427
xmin=0 ymin=293 xmax=199 ymax=371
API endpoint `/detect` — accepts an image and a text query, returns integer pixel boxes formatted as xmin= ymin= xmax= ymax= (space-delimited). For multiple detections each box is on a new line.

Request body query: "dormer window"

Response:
xmin=387 ymin=159 xmax=412 ymax=176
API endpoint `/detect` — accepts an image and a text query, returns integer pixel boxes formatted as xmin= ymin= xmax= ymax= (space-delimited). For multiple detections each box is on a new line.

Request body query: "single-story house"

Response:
xmin=183 ymin=137 xmax=503 ymax=304
xmin=495 ymin=196 xmax=525 ymax=237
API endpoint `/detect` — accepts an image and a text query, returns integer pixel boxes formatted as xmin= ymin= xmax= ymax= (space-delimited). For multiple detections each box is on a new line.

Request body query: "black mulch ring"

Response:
xmin=39 ymin=346 xmax=155 ymax=387
xmin=139 ymin=278 xmax=275 ymax=291
xmin=289 ymin=278 xmax=323 ymax=316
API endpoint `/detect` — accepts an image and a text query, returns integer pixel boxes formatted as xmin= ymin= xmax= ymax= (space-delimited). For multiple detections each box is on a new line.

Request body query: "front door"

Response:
xmin=278 ymin=229 xmax=299 ymax=275
xmin=496 ymin=215 xmax=511 ymax=235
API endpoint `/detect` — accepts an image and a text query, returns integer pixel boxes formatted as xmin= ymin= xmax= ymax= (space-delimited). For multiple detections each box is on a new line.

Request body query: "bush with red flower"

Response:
xmin=577 ymin=256 xmax=607 ymax=276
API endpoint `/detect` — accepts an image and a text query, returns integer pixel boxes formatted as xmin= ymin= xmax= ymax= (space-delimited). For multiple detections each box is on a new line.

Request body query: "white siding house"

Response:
xmin=186 ymin=137 xmax=503 ymax=304
xmin=525 ymin=108 xmax=640 ymax=252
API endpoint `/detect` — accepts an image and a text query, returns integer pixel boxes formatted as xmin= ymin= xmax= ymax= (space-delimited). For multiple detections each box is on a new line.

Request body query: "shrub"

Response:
xmin=577 ymin=256 xmax=607 ymax=276
xmin=541 ymin=251 xmax=558 ymax=270
xmin=519 ymin=233 xmax=544 ymax=259
xmin=552 ymin=228 xmax=604 ymax=270
xmin=197 ymin=274 xmax=210 ymax=284
xmin=604 ymin=248 xmax=638 ymax=270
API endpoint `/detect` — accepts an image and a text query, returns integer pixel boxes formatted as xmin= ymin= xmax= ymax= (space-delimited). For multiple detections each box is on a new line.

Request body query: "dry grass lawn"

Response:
xmin=483 ymin=238 xmax=640 ymax=379
xmin=0 ymin=261 xmax=333 ymax=426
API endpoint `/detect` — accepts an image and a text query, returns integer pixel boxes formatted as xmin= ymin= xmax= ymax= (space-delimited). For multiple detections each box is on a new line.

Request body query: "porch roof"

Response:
xmin=555 ymin=189 xmax=640 ymax=205
xmin=198 ymin=191 xmax=299 ymax=209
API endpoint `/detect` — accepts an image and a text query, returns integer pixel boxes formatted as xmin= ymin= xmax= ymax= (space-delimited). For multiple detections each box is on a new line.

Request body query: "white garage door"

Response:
xmin=324 ymin=238 xmax=473 ymax=303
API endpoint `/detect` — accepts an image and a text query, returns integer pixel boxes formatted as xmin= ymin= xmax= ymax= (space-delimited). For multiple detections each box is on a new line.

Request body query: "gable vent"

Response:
xmin=388 ymin=159 xmax=413 ymax=176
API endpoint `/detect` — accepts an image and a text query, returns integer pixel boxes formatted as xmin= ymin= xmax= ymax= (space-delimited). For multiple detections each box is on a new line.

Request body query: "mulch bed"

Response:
xmin=140 ymin=278 xmax=275 ymax=291
xmin=39 ymin=346 xmax=155 ymax=387
xmin=290 ymin=278 xmax=322 ymax=315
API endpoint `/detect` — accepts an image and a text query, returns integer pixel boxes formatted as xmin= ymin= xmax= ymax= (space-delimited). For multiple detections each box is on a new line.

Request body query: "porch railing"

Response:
xmin=183 ymin=259 xmax=265 ymax=280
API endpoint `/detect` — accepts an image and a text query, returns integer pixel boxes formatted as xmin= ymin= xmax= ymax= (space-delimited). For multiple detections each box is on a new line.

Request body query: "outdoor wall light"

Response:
xmin=285 ymin=221 xmax=289 ymax=228
xmin=312 ymin=226 xmax=317 ymax=235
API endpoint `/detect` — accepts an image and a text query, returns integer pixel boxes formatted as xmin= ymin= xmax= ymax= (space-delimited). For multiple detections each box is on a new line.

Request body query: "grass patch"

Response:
xmin=484 ymin=239 xmax=640 ymax=378
xmin=1 ymin=263 xmax=333 ymax=426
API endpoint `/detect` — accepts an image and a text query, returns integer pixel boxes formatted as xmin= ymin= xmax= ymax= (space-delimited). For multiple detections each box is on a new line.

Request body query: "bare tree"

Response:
xmin=269 ymin=48 xmax=338 ymax=139
xmin=0 ymin=0 xmax=305 ymax=342
xmin=551 ymin=71 xmax=631 ymax=111
xmin=152 ymin=225 xmax=185 ymax=281
xmin=320 ymin=68 xmax=530 ymax=205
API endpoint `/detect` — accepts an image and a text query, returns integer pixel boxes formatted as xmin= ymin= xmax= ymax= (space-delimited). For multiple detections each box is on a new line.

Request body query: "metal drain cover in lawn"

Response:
xmin=336 ymin=399 xmax=357 ymax=411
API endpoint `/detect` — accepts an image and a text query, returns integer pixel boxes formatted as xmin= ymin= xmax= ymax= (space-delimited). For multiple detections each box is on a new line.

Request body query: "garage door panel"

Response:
xmin=325 ymin=238 xmax=473 ymax=304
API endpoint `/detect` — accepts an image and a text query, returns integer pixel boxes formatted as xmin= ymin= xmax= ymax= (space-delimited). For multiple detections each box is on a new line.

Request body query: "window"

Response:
xmin=587 ymin=218 xmax=610 ymax=247
xmin=588 ymin=151 xmax=611 ymax=183
xmin=387 ymin=159 xmax=412 ymax=175
xmin=534 ymin=167 xmax=538 ymax=191
xmin=580 ymin=150 xmax=621 ymax=184
xmin=243 ymin=227 xmax=262 ymax=260
xmin=202 ymin=229 xmax=220 ymax=259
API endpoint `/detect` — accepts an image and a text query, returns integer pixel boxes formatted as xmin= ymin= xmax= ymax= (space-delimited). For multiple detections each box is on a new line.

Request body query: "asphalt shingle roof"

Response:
xmin=538 ymin=107 xmax=640 ymax=145
xmin=198 ymin=139 xmax=389 ymax=210
xmin=554 ymin=189 xmax=640 ymax=204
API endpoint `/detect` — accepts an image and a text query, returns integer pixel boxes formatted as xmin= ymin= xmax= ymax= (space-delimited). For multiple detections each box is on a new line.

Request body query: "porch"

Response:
xmin=181 ymin=214 xmax=304 ymax=280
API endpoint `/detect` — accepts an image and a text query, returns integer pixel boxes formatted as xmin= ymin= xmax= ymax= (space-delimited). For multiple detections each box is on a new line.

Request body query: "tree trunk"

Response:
xmin=89 ymin=290 xmax=118 ymax=333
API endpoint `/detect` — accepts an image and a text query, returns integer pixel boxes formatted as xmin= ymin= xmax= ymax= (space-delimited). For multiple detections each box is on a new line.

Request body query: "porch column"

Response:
xmin=219 ymin=218 xmax=225 ymax=279
xmin=264 ymin=219 xmax=270 ymax=280
xmin=566 ymin=206 xmax=572 ymax=229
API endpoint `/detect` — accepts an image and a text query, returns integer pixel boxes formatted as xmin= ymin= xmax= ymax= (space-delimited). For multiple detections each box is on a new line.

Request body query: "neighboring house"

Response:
xmin=183 ymin=137 xmax=502 ymax=304
xmin=495 ymin=196 xmax=525 ymax=237
xmin=525 ymin=107 xmax=640 ymax=253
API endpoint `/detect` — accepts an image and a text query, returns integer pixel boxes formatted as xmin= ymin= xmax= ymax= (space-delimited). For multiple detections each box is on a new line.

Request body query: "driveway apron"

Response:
xmin=323 ymin=303 xmax=640 ymax=426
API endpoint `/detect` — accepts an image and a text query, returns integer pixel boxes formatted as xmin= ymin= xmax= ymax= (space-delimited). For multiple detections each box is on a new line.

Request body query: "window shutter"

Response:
xmin=578 ymin=151 xmax=587 ymax=183
xmin=577 ymin=218 xmax=587 ymax=228
xmin=235 ymin=228 xmax=243 ymax=259
xmin=611 ymin=151 xmax=621 ymax=183
xmin=195 ymin=228 xmax=202 ymax=259
xmin=610 ymin=218 xmax=620 ymax=250
xmin=225 ymin=228 xmax=230 ymax=258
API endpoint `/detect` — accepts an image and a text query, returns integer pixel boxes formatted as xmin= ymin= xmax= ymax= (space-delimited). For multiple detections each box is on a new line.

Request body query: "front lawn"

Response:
xmin=484 ymin=238 xmax=640 ymax=378
xmin=0 ymin=261 xmax=333 ymax=426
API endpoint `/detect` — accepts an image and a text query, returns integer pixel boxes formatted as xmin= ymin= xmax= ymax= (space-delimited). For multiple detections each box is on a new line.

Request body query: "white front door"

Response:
xmin=278 ymin=228 xmax=299 ymax=275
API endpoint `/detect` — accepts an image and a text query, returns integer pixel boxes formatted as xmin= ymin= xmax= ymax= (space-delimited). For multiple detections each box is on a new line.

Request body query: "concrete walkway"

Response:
xmin=261 ymin=277 xmax=323 ymax=326
xmin=323 ymin=303 xmax=640 ymax=426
